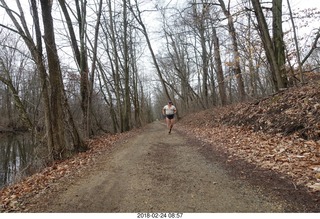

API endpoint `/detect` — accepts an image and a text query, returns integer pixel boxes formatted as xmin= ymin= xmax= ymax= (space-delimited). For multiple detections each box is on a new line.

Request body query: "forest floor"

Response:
xmin=0 ymin=75 xmax=320 ymax=212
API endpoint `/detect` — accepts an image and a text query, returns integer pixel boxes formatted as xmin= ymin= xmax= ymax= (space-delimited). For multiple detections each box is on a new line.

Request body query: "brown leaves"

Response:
xmin=178 ymin=79 xmax=320 ymax=193
xmin=0 ymin=131 xmax=134 ymax=212
xmin=178 ymin=123 xmax=320 ymax=192
xmin=216 ymin=82 xmax=320 ymax=141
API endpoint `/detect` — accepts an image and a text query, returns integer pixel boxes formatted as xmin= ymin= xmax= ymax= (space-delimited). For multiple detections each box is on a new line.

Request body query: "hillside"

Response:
xmin=177 ymin=77 xmax=320 ymax=194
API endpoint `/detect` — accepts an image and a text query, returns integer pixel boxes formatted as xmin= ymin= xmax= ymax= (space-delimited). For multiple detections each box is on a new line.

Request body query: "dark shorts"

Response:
xmin=166 ymin=114 xmax=174 ymax=120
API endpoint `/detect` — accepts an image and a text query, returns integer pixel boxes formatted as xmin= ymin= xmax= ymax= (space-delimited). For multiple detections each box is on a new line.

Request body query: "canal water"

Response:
xmin=0 ymin=133 xmax=37 ymax=189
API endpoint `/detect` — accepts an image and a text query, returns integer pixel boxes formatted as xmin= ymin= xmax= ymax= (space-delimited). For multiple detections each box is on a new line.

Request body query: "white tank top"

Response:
xmin=163 ymin=105 xmax=176 ymax=115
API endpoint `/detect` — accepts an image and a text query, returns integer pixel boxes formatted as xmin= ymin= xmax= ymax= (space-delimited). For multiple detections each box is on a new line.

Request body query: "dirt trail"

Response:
xmin=29 ymin=121 xmax=290 ymax=212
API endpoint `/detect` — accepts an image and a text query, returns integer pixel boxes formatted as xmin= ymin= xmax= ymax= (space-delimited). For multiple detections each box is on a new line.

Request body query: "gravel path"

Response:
xmin=29 ymin=121 xmax=288 ymax=212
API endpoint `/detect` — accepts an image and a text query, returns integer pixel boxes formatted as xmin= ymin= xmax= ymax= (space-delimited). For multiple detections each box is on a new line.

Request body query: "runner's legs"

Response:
xmin=166 ymin=117 xmax=170 ymax=128
xmin=170 ymin=118 xmax=175 ymax=128
xmin=165 ymin=115 xmax=175 ymax=133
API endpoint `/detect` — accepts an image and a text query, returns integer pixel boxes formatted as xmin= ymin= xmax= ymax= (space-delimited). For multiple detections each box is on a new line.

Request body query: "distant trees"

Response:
xmin=0 ymin=0 xmax=319 ymax=161
xmin=0 ymin=37 xmax=33 ymax=129
xmin=151 ymin=0 xmax=320 ymax=109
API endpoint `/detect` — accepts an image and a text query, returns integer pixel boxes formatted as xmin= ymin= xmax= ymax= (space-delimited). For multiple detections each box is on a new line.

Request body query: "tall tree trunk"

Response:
xmin=88 ymin=0 xmax=103 ymax=136
xmin=40 ymin=0 xmax=67 ymax=158
xmin=246 ymin=9 xmax=258 ymax=98
xmin=129 ymin=31 xmax=141 ymax=128
xmin=58 ymin=0 xmax=90 ymax=138
xmin=192 ymin=1 xmax=209 ymax=107
xmin=132 ymin=64 xmax=141 ymax=128
xmin=286 ymin=0 xmax=304 ymax=84
xmin=200 ymin=27 xmax=209 ymax=107
xmin=18 ymin=0 xmax=55 ymax=160
xmin=218 ymin=0 xmax=246 ymax=101
xmin=107 ymin=0 xmax=124 ymax=132
xmin=251 ymin=0 xmax=285 ymax=91
xmin=272 ymin=0 xmax=288 ymax=88
xmin=97 ymin=59 xmax=119 ymax=133
xmin=123 ymin=0 xmax=131 ymax=131
xmin=41 ymin=0 xmax=86 ymax=157
xmin=212 ymin=27 xmax=227 ymax=106
xmin=77 ymin=0 xmax=90 ymax=138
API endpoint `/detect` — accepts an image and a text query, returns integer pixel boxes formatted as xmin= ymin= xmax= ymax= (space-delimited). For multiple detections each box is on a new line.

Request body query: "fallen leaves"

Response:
xmin=178 ymin=123 xmax=320 ymax=192
xmin=0 ymin=131 xmax=136 ymax=212
xmin=177 ymin=80 xmax=320 ymax=194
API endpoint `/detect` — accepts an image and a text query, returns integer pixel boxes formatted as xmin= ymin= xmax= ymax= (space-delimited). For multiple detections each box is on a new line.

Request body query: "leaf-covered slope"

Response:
xmin=220 ymin=83 xmax=320 ymax=141
xmin=178 ymin=79 xmax=320 ymax=193
xmin=181 ymin=80 xmax=320 ymax=141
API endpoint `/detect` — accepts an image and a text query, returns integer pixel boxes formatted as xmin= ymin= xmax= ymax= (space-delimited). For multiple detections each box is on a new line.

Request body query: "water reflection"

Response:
xmin=0 ymin=133 xmax=35 ymax=189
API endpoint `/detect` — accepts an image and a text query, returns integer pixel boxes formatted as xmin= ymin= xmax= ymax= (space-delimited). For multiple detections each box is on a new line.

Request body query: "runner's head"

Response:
xmin=168 ymin=100 xmax=172 ymax=105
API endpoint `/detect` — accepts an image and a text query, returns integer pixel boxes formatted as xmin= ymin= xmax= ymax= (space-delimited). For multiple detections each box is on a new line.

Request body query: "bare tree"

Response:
xmin=272 ymin=0 xmax=288 ymax=87
xmin=0 ymin=0 xmax=56 ymax=158
xmin=40 ymin=0 xmax=86 ymax=157
xmin=161 ymin=16 xmax=206 ymax=111
xmin=0 ymin=0 xmax=86 ymax=159
xmin=40 ymin=0 xmax=68 ymax=158
xmin=0 ymin=58 xmax=33 ymax=129
xmin=286 ymin=0 xmax=303 ymax=83
xmin=212 ymin=27 xmax=227 ymax=105
xmin=250 ymin=0 xmax=286 ymax=91
xmin=0 ymin=33 xmax=35 ymax=129
xmin=58 ymin=0 xmax=91 ymax=138
xmin=128 ymin=0 xmax=173 ymax=104
xmin=123 ymin=0 xmax=131 ymax=131
xmin=218 ymin=0 xmax=246 ymax=101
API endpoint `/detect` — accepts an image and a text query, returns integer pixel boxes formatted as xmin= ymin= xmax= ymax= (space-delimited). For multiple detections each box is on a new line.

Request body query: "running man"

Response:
xmin=162 ymin=100 xmax=177 ymax=134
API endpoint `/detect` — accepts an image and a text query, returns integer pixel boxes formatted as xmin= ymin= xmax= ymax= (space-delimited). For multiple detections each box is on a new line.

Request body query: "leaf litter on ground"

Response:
xmin=0 ymin=131 xmax=137 ymax=212
xmin=177 ymin=77 xmax=320 ymax=196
